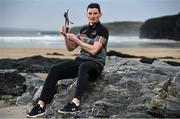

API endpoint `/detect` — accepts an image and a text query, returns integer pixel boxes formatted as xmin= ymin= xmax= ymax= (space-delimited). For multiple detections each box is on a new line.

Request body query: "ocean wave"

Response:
xmin=0 ymin=35 xmax=63 ymax=41
xmin=0 ymin=35 xmax=178 ymax=43
xmin=109 ymin=36 xmax=177 ymax=43
xmin=0 ymin=35 xmax=179 ymax=48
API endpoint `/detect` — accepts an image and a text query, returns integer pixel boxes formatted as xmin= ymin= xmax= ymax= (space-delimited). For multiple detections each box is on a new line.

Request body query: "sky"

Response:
xmin=0 ymin=0 xmax=180 ymax=31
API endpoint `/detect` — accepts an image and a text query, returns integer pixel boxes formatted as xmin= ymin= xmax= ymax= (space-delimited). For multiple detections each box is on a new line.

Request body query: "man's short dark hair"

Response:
xmin=87 ymin=3 xmax=101 ymax=13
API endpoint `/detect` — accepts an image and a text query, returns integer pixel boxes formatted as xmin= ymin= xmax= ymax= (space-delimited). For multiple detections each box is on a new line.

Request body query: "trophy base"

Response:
xmin=62 ymin=27 xmax=69 ymax=36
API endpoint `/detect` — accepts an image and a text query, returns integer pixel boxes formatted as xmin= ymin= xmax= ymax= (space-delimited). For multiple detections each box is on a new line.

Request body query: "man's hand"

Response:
xmin=59 ymin=31 xmax=78 ymax=51
xmin=66 ymin=33 xmax=78 ymax=42
xmin=66 ymin=33 xmax=103 ymax=56
xmin=60 ymin=26 xmax=69 ymax=36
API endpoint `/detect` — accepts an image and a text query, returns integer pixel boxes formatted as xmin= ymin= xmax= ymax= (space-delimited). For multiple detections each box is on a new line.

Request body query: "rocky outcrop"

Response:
xmin=0 ymin=69 xmax=45 ymax=106
xmin=0 ymin=69 xmax=26 ymax=106
xmin=25 ymin=57 xmax=180 ymax=118
xmin=0 ymin=55 xmax=70 ymax=73
xmin=0 ymin=69 xmax=26 ymax=96
xmin=107 ymin=50 xmax=180 ymax=66
xmin=147 ymin=71 xmax=180 ymax=117
xmin=107 ymin=50 xmax=140 ymax=58
xmin=1 ymin=56 xmax=180 ymax=118
xmin=0 ymin=53 xmax=179 ymax=74
xmin=140 ymin=13 xmax=180 ymax=41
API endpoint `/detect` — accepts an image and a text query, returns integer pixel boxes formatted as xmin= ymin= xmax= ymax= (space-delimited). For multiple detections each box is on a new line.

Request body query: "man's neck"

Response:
xmin=89 ymin=21 xmax=100 ymax=26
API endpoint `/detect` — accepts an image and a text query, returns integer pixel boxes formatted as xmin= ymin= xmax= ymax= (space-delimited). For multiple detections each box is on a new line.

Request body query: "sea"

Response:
xmin=0 ymin=30 xmax=180 ymax=49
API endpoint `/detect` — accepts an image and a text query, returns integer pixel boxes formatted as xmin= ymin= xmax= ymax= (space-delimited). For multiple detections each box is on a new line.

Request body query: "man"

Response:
xmin=27 ymin=3 xmax=109 ymax=118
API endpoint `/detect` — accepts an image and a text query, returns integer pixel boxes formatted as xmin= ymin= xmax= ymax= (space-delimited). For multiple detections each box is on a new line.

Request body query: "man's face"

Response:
xmin=87 ymin=8 xmax=102 ymax=25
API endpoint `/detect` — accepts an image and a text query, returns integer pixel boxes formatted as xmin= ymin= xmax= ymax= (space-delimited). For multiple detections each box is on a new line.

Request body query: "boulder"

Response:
xmin=16 ymin=73 xmax=45 ymax=105
xmin=0 ymin=69 xmax=25 ymax=96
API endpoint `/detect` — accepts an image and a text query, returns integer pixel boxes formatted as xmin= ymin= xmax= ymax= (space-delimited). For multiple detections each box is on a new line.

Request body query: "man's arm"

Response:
xmin=66 ymin=33 xmax=105 ymax=55
xmin=78 ymin=41 xmax=103 ymax=55
xmin=60 ymin=26 xmax=78 ymax=51
xmin=64 ymin=37 xmax=78 ymax=51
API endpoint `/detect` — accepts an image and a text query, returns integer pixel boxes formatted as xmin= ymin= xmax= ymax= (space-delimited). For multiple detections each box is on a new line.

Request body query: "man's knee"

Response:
xmin=78 ymin=62 xmax=90 ymax=72
xmin=49 ymin=64 xmax=59 ymax=73
xmin=50 ymin=61 xmax=69 ymax=72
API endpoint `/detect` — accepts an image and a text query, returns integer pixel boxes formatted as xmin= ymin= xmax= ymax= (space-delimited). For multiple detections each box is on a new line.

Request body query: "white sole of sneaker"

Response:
xmin=57 ymin=110 xmax=80 ymax=114
xmin=26 ymin=112 xmax=45 ymax=118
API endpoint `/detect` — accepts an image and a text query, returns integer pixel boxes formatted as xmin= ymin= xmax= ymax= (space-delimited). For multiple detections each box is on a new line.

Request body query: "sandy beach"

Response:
xmin=0 ymin=47 xmax=180 ymax=118
xmin=0 ymin=47 xmax=180 ymax=62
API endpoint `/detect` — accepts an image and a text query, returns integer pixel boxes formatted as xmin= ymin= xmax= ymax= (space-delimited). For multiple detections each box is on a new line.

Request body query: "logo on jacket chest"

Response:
xmin=82 ymin=29 xmax=97 ymax=36
xmin=91 ymin=31 xmax=97 ymax=35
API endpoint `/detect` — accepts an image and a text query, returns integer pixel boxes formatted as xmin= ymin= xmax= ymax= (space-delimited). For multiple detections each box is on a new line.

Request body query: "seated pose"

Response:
xmin=27 ymin=3 xmax=109 ymax=118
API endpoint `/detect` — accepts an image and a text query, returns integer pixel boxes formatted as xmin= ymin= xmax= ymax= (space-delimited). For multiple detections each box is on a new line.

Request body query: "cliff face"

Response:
xmin=140 ymin=13 xmax=180 ymax=41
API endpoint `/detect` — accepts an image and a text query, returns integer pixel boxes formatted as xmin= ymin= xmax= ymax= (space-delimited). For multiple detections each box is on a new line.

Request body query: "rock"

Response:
xmin=1 ymin=56 xmax=179 ymax=117
xmin=16 ymin=74 xmax=45 ymax=105
xmin=124 ymin=112 xmax=153 ymax=118
xmin=152 ymin=60 xmax=171 ymax=67
xmin=107 ymin=50 xmax=139 ymax=58
xmin=46 ymin=52 xmax=64 ymax=56
xmin=0 ymin=69 xmax=26 ymax=96
xmin=24 ymin=73 xmax=45 ymax=94
xmin=0 ymin=55 xmax=71 ymax=73
xmin=42 ymin=57 xmax=180 ymax=118
xmin=164 ymin=60 xmax=180 ymax=66
xmin=147 ymin=71 xmax=180 ymax=118
xmin=87 ymin=100 xmax=113 ymax=118
xmin=16 ymin=92 xmax=33 ymax=105
xmin=140 ymin=57 xmax=157 ymax=64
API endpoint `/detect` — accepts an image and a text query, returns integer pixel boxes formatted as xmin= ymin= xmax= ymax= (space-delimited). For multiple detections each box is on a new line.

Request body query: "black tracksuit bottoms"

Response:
xmin=39 ymin=57 xmax=103 ymax=104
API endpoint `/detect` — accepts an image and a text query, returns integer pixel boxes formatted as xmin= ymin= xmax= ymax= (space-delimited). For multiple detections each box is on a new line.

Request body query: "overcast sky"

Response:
xmin=0 ymin=0 xmax=180 ymax=31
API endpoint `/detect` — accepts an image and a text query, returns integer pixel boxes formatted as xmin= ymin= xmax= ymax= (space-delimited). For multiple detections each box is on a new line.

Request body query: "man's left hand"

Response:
xmin=66 ymin=33 xmax=78 ymax=42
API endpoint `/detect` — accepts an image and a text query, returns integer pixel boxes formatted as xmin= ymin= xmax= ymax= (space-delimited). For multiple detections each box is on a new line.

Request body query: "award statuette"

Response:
xmin=62 ymin=9 xmax=73 ymax=36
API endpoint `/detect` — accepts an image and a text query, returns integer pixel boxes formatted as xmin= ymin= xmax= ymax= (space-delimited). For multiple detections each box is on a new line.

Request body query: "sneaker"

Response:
xmin=26 ymin=104 xmax=45 ymax=118
xmin=58 ymin=102 xmax=80 ymax=114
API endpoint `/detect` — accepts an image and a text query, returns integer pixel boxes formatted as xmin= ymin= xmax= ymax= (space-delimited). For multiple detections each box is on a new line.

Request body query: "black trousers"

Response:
xmin=39 ymin=58 xmax=103 ymax=104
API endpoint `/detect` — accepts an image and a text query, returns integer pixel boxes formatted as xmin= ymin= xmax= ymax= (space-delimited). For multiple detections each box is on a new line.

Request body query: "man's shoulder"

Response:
xmin=80 ymin=25 xmax=89 ymax=33
xmin=98 ymin=24 xmax=109 ymax=39
xmin=100 ymin=24 xmax=109 ymax=33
